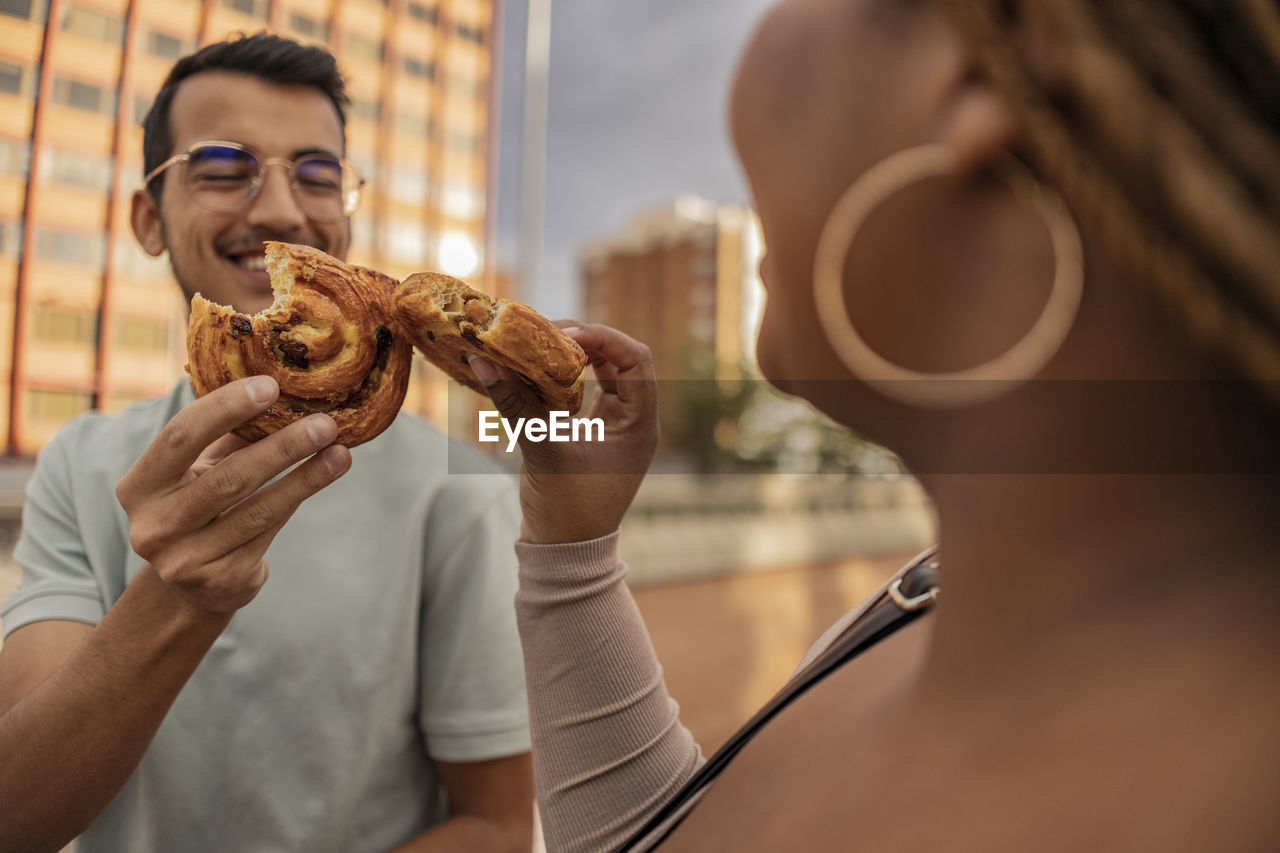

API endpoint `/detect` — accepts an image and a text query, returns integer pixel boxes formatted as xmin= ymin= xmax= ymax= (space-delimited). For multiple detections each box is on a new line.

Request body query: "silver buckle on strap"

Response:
xmin=887 ymin=563 xmax=940 ymax=612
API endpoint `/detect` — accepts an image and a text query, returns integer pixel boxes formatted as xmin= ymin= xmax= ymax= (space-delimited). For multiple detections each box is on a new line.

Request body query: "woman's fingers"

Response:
xmin=564 ymin=324 xmax=658 ymax=410
xmin=469 ymin=357 xmax=551 ymax=426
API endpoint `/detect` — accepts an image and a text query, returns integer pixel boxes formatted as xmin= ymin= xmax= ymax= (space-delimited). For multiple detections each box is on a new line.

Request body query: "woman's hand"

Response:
xmin=469 ymin=323 xmax=658 ymax=544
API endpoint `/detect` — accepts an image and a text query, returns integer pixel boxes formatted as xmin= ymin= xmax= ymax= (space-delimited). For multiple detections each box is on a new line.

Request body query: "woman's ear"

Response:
xmin=130 ymin=189 xmax=166 ymax=257
xmin=934 ymin=1 xmax=1067 ymax=179
xmin=937 ymin=80 xmax=1019 ymax=179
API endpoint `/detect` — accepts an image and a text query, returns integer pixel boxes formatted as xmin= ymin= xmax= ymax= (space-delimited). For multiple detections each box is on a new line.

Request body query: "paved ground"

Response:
xmin=632 ymin=551 xmax=908 ymax=751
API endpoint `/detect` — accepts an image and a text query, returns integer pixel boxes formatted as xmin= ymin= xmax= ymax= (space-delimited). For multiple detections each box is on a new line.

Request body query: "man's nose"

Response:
xmin=245 ymin=164 xmax=307 ymax=232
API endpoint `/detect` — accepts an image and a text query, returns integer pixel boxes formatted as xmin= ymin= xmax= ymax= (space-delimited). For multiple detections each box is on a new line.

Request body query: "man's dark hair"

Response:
xmin=142 ymin=32 xmax=350 ymax=199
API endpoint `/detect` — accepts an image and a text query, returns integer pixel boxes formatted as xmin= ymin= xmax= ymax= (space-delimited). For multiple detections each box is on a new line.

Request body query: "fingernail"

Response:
xmin=468 ymin=356 xmax=499 ymax=388
xmin=305 ymin=415 xmax=336 ymax=444
xmin=560 ymin=326 xmax=581 ymax=335
xmin=321 ymin=447 xmax=349 ymax=477
xmin=247 ymin=375 xmax=277 ymax=404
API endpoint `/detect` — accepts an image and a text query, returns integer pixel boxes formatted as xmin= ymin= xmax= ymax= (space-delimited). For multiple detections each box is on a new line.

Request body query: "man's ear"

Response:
xmin=130 ymin=189 xmax=166 ymax=257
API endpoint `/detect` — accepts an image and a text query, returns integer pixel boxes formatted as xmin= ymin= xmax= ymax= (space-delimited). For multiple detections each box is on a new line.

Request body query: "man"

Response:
xmin=0 ymin=34 xmax=533 ymax=852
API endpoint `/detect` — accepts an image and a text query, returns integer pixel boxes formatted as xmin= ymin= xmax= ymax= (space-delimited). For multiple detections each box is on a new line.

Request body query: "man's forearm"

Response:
xmin=0 ymin=565 xmax=230 ymax=851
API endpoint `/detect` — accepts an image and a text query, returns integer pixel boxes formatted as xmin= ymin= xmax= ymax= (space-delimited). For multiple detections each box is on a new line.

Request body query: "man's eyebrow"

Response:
xmin=292 ymin=147 xmax=342 ymax=159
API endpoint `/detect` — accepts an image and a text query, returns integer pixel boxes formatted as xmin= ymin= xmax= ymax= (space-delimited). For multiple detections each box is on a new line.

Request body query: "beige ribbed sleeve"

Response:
xmin=514 ymin=532 xmax=705 ymax=853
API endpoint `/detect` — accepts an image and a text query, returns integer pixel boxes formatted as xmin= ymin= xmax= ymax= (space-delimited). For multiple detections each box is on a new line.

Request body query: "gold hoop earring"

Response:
xmin=813 ymin=143 xmax=1084 ymax=409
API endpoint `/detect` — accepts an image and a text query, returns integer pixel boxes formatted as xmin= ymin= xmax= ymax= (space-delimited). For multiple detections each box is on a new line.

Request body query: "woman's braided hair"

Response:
xmin=941 ymin=0 xmax=1280 ymax=401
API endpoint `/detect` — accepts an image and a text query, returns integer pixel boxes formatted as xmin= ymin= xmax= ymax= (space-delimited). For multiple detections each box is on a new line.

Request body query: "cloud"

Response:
xmin=497 ymin=0 xmax=774 ymax=318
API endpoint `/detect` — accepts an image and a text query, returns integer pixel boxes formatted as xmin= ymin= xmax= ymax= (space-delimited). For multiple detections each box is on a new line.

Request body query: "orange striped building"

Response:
xmin=0 ymin=0 xmax=500 ymax=455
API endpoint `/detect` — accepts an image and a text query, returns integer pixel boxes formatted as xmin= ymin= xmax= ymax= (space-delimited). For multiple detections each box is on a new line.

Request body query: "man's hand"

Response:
xmin=469 ymin=323 xmax=658 ymax=544
xmin=115 ymin=375 xmax=351 ymax=613
xmin=0 ymin=375 xmax=353 ymax=850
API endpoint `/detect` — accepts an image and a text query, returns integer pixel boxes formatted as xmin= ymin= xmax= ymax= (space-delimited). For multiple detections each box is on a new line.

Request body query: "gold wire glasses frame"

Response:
xmin=143 ymin=140 xmax=365 ymax=223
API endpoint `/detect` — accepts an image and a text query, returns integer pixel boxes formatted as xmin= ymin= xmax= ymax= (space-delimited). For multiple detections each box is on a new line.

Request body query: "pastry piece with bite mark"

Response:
xmin=393 ymin=272 xmax=588 ymax=411
xmin=186 ymin=241 xmax=413 ymax=447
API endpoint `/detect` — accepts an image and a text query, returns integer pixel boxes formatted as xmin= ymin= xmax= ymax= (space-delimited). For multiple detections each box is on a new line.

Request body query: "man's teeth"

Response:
xmin=236 ymin=256 xmax=267 ymax=271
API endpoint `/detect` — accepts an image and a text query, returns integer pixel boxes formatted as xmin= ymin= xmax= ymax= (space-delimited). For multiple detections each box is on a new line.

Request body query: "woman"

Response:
xmin=469 ymin=1 xmax=1280 ymax=850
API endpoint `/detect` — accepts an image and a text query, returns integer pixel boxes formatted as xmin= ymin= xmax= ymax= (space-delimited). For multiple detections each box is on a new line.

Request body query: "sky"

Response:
xmin=493 ymin=0 xmax=777 ymax=319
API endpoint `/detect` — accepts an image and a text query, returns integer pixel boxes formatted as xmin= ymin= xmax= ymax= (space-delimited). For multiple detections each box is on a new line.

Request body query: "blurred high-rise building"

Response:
xmin=579 ymin=195 xmax=763 ymax=383
xmin=579 ymin=196 xmax=764 ymax=468
xmin=0 ymin=0 xmax=497 ymax=456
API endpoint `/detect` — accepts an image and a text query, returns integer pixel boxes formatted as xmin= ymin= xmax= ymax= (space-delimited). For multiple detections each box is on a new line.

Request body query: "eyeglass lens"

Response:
xmin=183 ymin=144 xmax=351 ymax=222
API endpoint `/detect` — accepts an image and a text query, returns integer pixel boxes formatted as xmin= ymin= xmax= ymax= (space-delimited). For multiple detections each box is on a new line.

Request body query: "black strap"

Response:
xmin=615 ymin=555 xmax=941 ymax=852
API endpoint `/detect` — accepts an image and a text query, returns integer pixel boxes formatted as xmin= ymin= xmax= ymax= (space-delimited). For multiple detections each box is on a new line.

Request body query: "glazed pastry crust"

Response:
xmin=186 ymin=242 xmax=413 ymax=447
xmin=393 ymin=272 xmax=588 ymax=411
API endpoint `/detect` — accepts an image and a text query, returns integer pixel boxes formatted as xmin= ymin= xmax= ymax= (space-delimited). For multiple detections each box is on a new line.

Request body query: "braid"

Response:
xmin=941 ymin=0 xmax=1280 ymax=403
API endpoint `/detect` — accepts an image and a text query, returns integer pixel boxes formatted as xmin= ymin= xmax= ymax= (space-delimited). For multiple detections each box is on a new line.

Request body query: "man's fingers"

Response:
xmin=185 ymin=444 xmax=351 ymax=563
xmin=173 ymin=414 xmax=340 ymax=531
xmin=189 ymin=434 xmax=251 ymax=479
xmin=160 ymin=533 xmax=273 ymax=614
xmin=119 ymin=376 xmax=279 ymax=503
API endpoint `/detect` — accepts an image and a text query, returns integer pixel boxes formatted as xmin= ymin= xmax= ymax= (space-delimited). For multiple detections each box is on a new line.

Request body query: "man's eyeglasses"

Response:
xmin=144 ymin=140 xmax=365 ymax=223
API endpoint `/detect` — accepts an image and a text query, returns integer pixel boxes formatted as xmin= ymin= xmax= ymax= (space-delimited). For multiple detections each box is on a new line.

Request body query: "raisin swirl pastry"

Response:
xmin=186 ymin=241 xmax=412 ymax=447
xmin=393 ymin=272 xmax=588 ymax=411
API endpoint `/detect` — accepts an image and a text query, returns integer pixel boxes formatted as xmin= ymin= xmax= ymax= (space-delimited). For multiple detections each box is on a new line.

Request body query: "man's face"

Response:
xmin=132 ymin=71 xmax=351 ymax=313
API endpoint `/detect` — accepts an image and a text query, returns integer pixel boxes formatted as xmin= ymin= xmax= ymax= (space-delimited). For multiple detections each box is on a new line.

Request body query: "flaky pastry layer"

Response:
xmin=186 ymin=242 xmax=413 ymax=447
xmin=393 ymin=272 xmax=588 ymax=411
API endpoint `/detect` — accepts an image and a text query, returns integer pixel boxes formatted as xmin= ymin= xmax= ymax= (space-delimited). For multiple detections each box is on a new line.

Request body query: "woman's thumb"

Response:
xmin=469 ymin=356 xmax=540 ymax=425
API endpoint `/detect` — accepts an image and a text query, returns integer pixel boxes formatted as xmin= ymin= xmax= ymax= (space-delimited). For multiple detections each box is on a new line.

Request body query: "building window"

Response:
xmin=344 ymin=33 xmax=384 ymax=63
xmin=403 ymin=56 xmax=434 ymax=80
xmin=0 ymin=0 xmax=43 ymax=22
xmin=456 ymin=23 xmax=483 ymax=45
xmin=287 ymin=12 xmax=327 ymax=40
xmin=406 ymin=1 xmax=436 ymax=23
xmin=383 ymin=221 xmax=426 ymax=264
xmin=39 ymin=147 xmax=112 ymax=191
xmin=106 ymin=393 xmax=151 ymax=411
xmin=446 ymin=129 xmax=481 ymax=155
xmin=388 ymin=168 xmax=430 ymax=204
xmin=220 ymin=0 xmax=266 ymax=19
xmin=35 ymin=227 xmax=105 ymax=267
xmin=394 ymin=111 xmax=432 ymax=138
xmin=31 ymin=307 xmax=98 ymax=344
xmin=440 ymin=180 xmax=482 ymax=219
xmin=0 ymin=220 xmax=22 ymax=256
xmin=0 ymin=138 xmax=29 ymax=176
xmin=146 ymin=29 xmax=192 ymax=59
xmin=115 ymin=317 xmax=168 ymax=350
xmin=448 ymin=75 xmax=485 ymax=100
xmin=0 ymin=61 xmax=36 ymax=99
xmin=26 ymin=388 xmax=94 ymax=422
xmin=350 ymin=96 xmax=381 ymax=123
xmin=52 ymin=76 xmax=117 ymax=117
xmin=61 ymin=4 xmax=124 ymax=44
xmin=0 ymin=61 xmax=22 ymax=95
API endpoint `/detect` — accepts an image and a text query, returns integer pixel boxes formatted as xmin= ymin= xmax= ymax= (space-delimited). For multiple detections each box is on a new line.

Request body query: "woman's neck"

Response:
xmin=912 ymin=471 xmax=1280 ymax=703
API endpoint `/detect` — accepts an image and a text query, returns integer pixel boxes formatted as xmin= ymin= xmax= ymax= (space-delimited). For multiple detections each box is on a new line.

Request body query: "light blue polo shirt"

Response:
xmin=3 ymin=381 xmax=530 ymax=852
